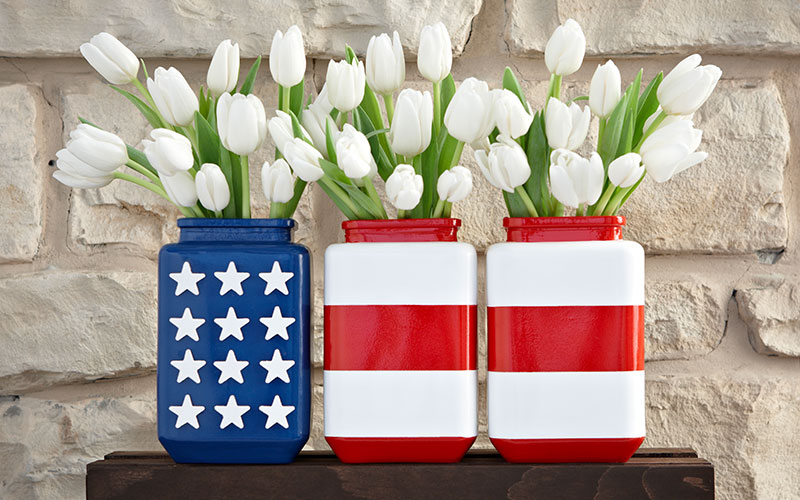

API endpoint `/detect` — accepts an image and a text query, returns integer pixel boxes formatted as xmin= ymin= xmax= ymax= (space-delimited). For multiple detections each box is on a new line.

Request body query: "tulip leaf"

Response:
xmin=599 ymin=92 xmax=630 ymax=167
xmin=194 ymin=111 xmax=221 ymax=165
xmin=503 ymin=191 xmax=530 ymax=218
xmin=109 ymin=85 xmax=162 ymax=129
xmin=282 ymin=179 xmax=308 ymax=219
xmin=523 ymin=111 xmax=549 ymax=216
xmin=238 ymin=56 xmax=261 ymax=96
xmin=344 ymin=45 xmax=357 ymax=64
xmin=441 ymin=74 xmax=456 ymax=115
xmin=437 ymin=133 xmax=460 ymax=176
xmin=420 ymin=131 xmax=440 ymax=217
xmin=221 ymin=147 xmax=241 ymax=218
xmin=502 ymin=67 xmax=530 ymax=113
xmin=360 ymin=82 xmax=386 ymax=132
xmin=290 ymin=79 xmax=304 ymax=117
xmin=141 ymin=59 xmax=150 ymax=80
xmin=318 ymin=158 xmax=353 ymax=185
xmin=615 ymin=106 xmax=636 ymax=159
xmin=324 ymin=119 xmax=338 ymax=164
xmin=198 ymin=87 xmax=210 ymax=118
xmin=336 ymin=180 xmax=385 ymax=219
xmin=627 ymin=70 xmax=643 ymax=120
xmin=316 ymin=179 xmax=359 ymax=220
xmin=633 ymin=72 xmax=663 ymax=146
xmin=287 ymin=110 xmax=313 ymax=145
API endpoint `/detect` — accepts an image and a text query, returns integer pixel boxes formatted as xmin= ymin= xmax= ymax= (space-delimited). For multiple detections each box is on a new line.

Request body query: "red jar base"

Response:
xmin=326 ymin=436 xmax=477 ymax=463
xmin=491 ymin=437 xmax=645 ymax=463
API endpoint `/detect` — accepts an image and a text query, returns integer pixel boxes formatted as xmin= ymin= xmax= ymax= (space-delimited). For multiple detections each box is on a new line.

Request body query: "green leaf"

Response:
xmin=502 ymin=67 xmax=530 ymax=113
xmin=238 ymin=56 xmax=261 ymax=95
xmin=336 ymin=180 xmax=385 ymax=219
xmin=325 ymin=120 xmax=338 ymax=163
xmin=598 ymin=92 xmax=630 ymax=166
xmin=441 ymin=74 xmax=456 ymax=115
xmin=287 ymin=109 xmax=311 ymax=144
xmin=503 ymin=191 xmax=530 ymax=218
xmin=523 ymin=112 xmax=549 ymax=216
xmin=221 ymin=146 xmax=240 ymax=218
xmin=437 ymin=133 xmax=460 ymax=176
xmin=420 ymin=133 xmax=440 ymax=217
xmin=316 ymin=180 xmax=359 ymax=220
xmin=194 ymin=111 xmax=221 ymax=166
xmin=198 ymin=87 xmax=210 ymax=118
xmin=360 ymin=84 xmax=384 ymax=129
xmin=318 ymin=158 xmax=352 ymax=185
xmin=109 ymin=85 xmax=162 ymax=129
xmin=633 ymin=72 xmax=663 ymax=146
xmin=376 ymin=145 xmax=395 ymax=181
xmin=289 ymin=78 xmax=305 ymax=117
xmin=344 ymin=45 xmax=357 ymax=63
xmin=615 ymin=106 xmax=636 ymax=158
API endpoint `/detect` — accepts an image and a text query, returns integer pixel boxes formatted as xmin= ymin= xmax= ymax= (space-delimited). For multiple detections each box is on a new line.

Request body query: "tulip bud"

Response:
xmin=443 ymin=77 xmax=494 ymax=144
xmin=326 ymin=58 xmax=366 ymax=112
xmin=282 ymin=137 xmax=325 ymax=182
xmin=366 ymin=31 xmax=405 ymax=95
xmin=53 ymin=169 xmax=114 ymax=189
xmin=437 ymin=166 xmax=473 ymax=203
xmin=545 ymin=97 xmax=590 ymax=151
xmin=195 ymin=163 xmax=230 ymax=212
xmin=261 ymin=159 xmax=295 ymax=204
xmin=417 ymin=22 xmax=452 ymax=83
xmin=492 ymin=89 xmax=533 ymax=139
xmin=658 ymin=54 xmax=722 ymax=116
xmin=475 ymin=135 xmax=531 ymax=193
xmin=608 ymin=153 xmax=645 ymax=188
xmin=147 ymin=67 xmax=199 ymax=127
xmin=589 ymin=60 xmax=621 ymax=117
xmin=143 ymin=128 xmax=194 ymax=176
xmin=549 ymin=149 xmax=604 ymax=208
xmin=65 ymin=124 xmax=128 ymax=173
xmin=335 ymin=124 xmax=377 ymax=180
xmin=207 ymin=39 xmax=240 ymax=96
xmin=385 ymin=164 xmax=423 ymax=210
xmin=217 ymin=92 xmax=267 ymax=156
xmin=640 ymin=119 xmax=707 ymax=182
xmin=269 ymin=25 xmax=306 ymax=88
xmin=301 ymin=106 xmax=338 ymax=157
xmin=389 ymin=88 xmax=433 ymax=157
xmin=544 ymin=19 xmax=586 ymax=76
xmin=160 ymin=171 xmax=198 ymax=208
xmin=269 ymin=110 xmax=311 ymax=154
xmin=80 ymin=32 xmax=139 ymax=85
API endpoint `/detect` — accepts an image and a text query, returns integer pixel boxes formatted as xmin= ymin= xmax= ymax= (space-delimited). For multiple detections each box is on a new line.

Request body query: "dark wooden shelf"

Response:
xmin=86 ymin=448 xmax=714 ymax=499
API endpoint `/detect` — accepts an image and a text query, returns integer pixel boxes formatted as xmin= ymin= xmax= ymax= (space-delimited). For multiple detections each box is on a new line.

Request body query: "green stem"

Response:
xmin=449 ymin=140 xmax=465 ymax=169
xmin=603 ymin=187 xmax=630 ymax=216
xmin=547 ymin=73 xmax=563 ymax=102
xmin=575 ymin=204 xmax=585 ymax=217
xmin=125 ymin=160 xmax=161 ymax=185
xmin=114 ymin=171 xmax=193 ymax=217
xmin=180 ymin=126 xmax=199 ymax=152
xmin=442 ymin=201 xmax=452 ymax=218
xmin=320 ymin=176 xmax=362 ymax=216
xmin=190 ymin=205 xmax=205 ymax=218
xmin=383 ymin=93 xmax=395 ymax=125
xmin=433 ymin=80 xmax=442 ymax=139
xmin=515 ymin=186 xmax=539 ymax=217
xmin=282 ymin=179 xmax=307 ymax=219
xmin=598 ymin=118 xmax=607 ymax=150
xmin=214 ymin=210 xmax=223 ymax=218
xmin=431 ymin=198 xmax=446 ymax=218
xmin=363 ymin=176 xmax=388 ymax=219
xmin=397 ymin=209 xmax=408 ymax=219
xmin=239 ymin=155 xmax=250 ymax=218
xmin=589 ymin=183 xmax=617 ymax=216
xmin=131 ymin=78 xmax=170 ymax=129
xmin=633 ymin=111 xmax=668 ymax=153
xmin=280 ymin=86 xmax=291 ymax=113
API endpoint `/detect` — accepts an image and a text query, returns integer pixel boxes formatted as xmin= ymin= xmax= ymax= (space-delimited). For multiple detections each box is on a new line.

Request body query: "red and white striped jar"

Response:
xmin=323 ymin=219 xmax=477 ymax=463
xmin=487 ymin=216 xmax=645 ymax=463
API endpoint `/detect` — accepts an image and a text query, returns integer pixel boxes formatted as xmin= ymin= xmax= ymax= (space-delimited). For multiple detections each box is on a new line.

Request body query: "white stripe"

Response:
xmin=486 ymin=241 xmax=644 ymax=307
xmin=324 ymin=370 xmax=478 ymax=438
xmin=488 ymin=371 xmax=645 ymax=439
xmin=325 ymin=242 xmax=477 ymax=305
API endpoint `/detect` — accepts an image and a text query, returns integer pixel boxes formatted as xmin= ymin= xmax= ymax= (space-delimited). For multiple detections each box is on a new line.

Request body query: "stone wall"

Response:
xmin=1 ymin=1 xmax=799 ymax=498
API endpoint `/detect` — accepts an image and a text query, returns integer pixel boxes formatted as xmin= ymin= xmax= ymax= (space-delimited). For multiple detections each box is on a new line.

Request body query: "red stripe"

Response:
xmin=326 ymin=436 xmax=476 ymax=463
xmin=488 ymin=305 xmax=644 ymax=372
xmin=325 ymin=305 xmax=477 ymax=370
xmin=491 ymin=437 xmax=644 ymax=463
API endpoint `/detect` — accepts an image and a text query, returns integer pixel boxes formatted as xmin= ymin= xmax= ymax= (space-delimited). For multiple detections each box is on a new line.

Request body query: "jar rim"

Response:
xmin=342 ymin=218 xmax=461 ymax=243
xmin=178 ymin=218 xmax=295 ymax=229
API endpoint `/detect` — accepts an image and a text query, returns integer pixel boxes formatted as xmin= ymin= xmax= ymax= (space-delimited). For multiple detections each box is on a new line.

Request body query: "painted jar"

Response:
xmin=487 ymin=216 xmax=645 ymax=463
xmin=157 ymin=218 xmax=310 ymax=463
xmin=324 ymin=219 xmax=477 ymax=463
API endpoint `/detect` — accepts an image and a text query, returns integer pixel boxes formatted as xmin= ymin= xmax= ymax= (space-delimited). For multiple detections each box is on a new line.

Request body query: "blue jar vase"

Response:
xmin=157 ymin=218 xmax=311 ymax=464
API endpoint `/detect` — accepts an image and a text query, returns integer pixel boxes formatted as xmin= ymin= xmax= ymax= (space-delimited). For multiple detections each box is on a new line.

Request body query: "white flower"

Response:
xmin=335 ymin=124 xmax=376 ymax=180
xmin=640 ymin=119 xmax=707 ymax=182
xmin=608 ymin=153 xmax=645 ymax=188
xmin=492 ymin=89 xmax=533 ymax=139
xmin=160 ymin=171 xmax=198 ymax=207
xmin=195 ymin=163 xmax=230 ymax=212
xmin=147 ymin=67 xmax=199 ymax=127
xmin=217 ymin=92 xmax=267 ymax=156
xmin=143 ymin=128 xmax=194 ymax=176
xmin=474 ymin=135 xmax=530 ymax=193
xmin=390 ymin=88 xmax=433 ymax=157
xmin=437 ymin=166 xmax=473 ymax=203
xmin=269 ymin=25 xmax=306 ymax=88
xmin=589 ymin=60 xmax=621 ymax=117
xmin=269 ymin=110 xmax=311 ymax=154
xmin=544 ymin=19 xmax=586 ymax=76
xmin=658 ymin=54 xmax=722 ymax=116
xmin=443 ymin=77 xmax=494 ymax=144
xmin=261 ymin=159 xmax=295 ymax=203
xmin=326 ymin=58 xmax=366 ymax=112
xmin=207 ymin=39 xmax=240 ymax=96
xmin=282 ymin=137 xmax=325 ymax=182
xmin=549 ymin=149 xmax=604 ymax=208
xmin=366 ymin=31 xmax=405 ymax=94
xmin=417 ymin=22 xmax=452 ymax=83
xmin=53 ymin=169 xmax=114 ymax=189
xmin=385 ymin=164 xmax=423 ymax=210
xmin=301 ymin=106 xmax=338 ymax=157
xmin=79 ymin=32 xmax=139 ymax=85
xmin=545 ymin=97 xmax=590 ymax=151
xmin=64 ymin=124 xmax=128 ymax=173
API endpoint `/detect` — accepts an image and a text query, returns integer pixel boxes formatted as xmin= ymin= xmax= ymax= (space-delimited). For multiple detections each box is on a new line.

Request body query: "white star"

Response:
xmin=170 ymin=349 xmax=206 ymax=383
xmin=214 ymin=261 xmax=250 ymax=296
xmin=169 ymin=261 xmax=205 ymax=296
xmin=258 ymin=261 xmax=294 ymax=296
xmin=214 ymin=395 xmax=250 ymax=429
xmin=259 ymin=306 xmax=296 ymax=341
xmin=213 ymin=349 xmax=249 ymax=384
xmin=214 ymin=306 xmax=250 ymax=341
xmin=170 ymin=307 xmax=205 ymax=341
xmin=259 ymin=395 xmax=295 ymax=429
xmin=169 ymin=394 xmax=205 ymax=429
xmin=259 ymin=349 xmax=296 ymax=383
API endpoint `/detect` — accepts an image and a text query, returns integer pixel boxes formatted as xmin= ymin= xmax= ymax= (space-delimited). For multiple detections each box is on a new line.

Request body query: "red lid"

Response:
xmin=343 ymin=218 xmax=461 ymax=243
xmin=503 ymin=216 xmax=626 ymax=242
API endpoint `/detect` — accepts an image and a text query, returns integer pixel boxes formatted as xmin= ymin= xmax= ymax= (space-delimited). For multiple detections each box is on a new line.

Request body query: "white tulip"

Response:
xmin=642 ymin=106 xmax=693 ymax=134
xmin=443 ymin=77 xmax=494 ymax=144
xmin=417 ymin=22 xmax=452 ymax=83
xmin=147 ymin=67 xmax=199 ymax=127
xmin=474 ymin=135 xmax=530 ymax=193
xmin=589 ymin=60 xmax=621 ymax=117
xmin=53 ymin=169 xmax=113 ymax=189
xmin=269 ymin=25 xmax=306 ymax=88
xmin=217 ymin=92 xmax=267 ymax=156
xmin=311 ymin=83 xmax=334 ymax=115
xmin=545 ymin=97 xmax=590 ymax=151
xmin=336 ymin=124 xmax=376 ymax=180
xmin=658 ymin=54 xmax=722 ymax=116
xmin=301 ymin=106 xmax=338 ymax=157
xmin=261 ymin=159 xmax=295 ymax=203
xmin=282 ymin=137 xmax=325 ymax=182
xmin=269 ymin=110 xmax=311 ymax=154
xmin=492 ymin=89 xmax=533 ymax=139
xmin=65 ymin=124 xmax=128 ymax=173
xmin=55 ymin=149 xmax=113 ymax=181
xmin=385 ymin=164 xmax=423 ymax=210
xmin=549 ymin=149 xmax=604 ymax=208
xmin=160 ymin=171 xmax=198 ymax=207
xmin=608 ymin=153 xmax=645 ymax=188
xmin=640 ymin=119 xmax=707 ymax=182
xmin=326 ymin=58 xmax=366 ymax=112
xmin=544 ymin=19 xmax=586 ymax=76
xmin=366 ymin=31 xmax=405 ymax=95
xmin=195 ymin=163 xmax=230 ymax=212
xmin=389 ymin=88 xmax=433 ymax=157
xmin=79 ymin=32 xmax=139 ymax=85
xmin=143 ymin=128 xmax=194 ymax=176
xmin=207 ymin=39 xmax=240 ymax=96
xmin=437 ymin=166 xmax=473 ymax=203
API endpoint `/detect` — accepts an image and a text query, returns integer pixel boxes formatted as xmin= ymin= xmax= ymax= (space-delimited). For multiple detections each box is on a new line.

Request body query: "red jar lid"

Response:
xmin=343 ymin=218 xmax=461 ymax=243
xmin=503 ymin=216 xmax=626 ymax=242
